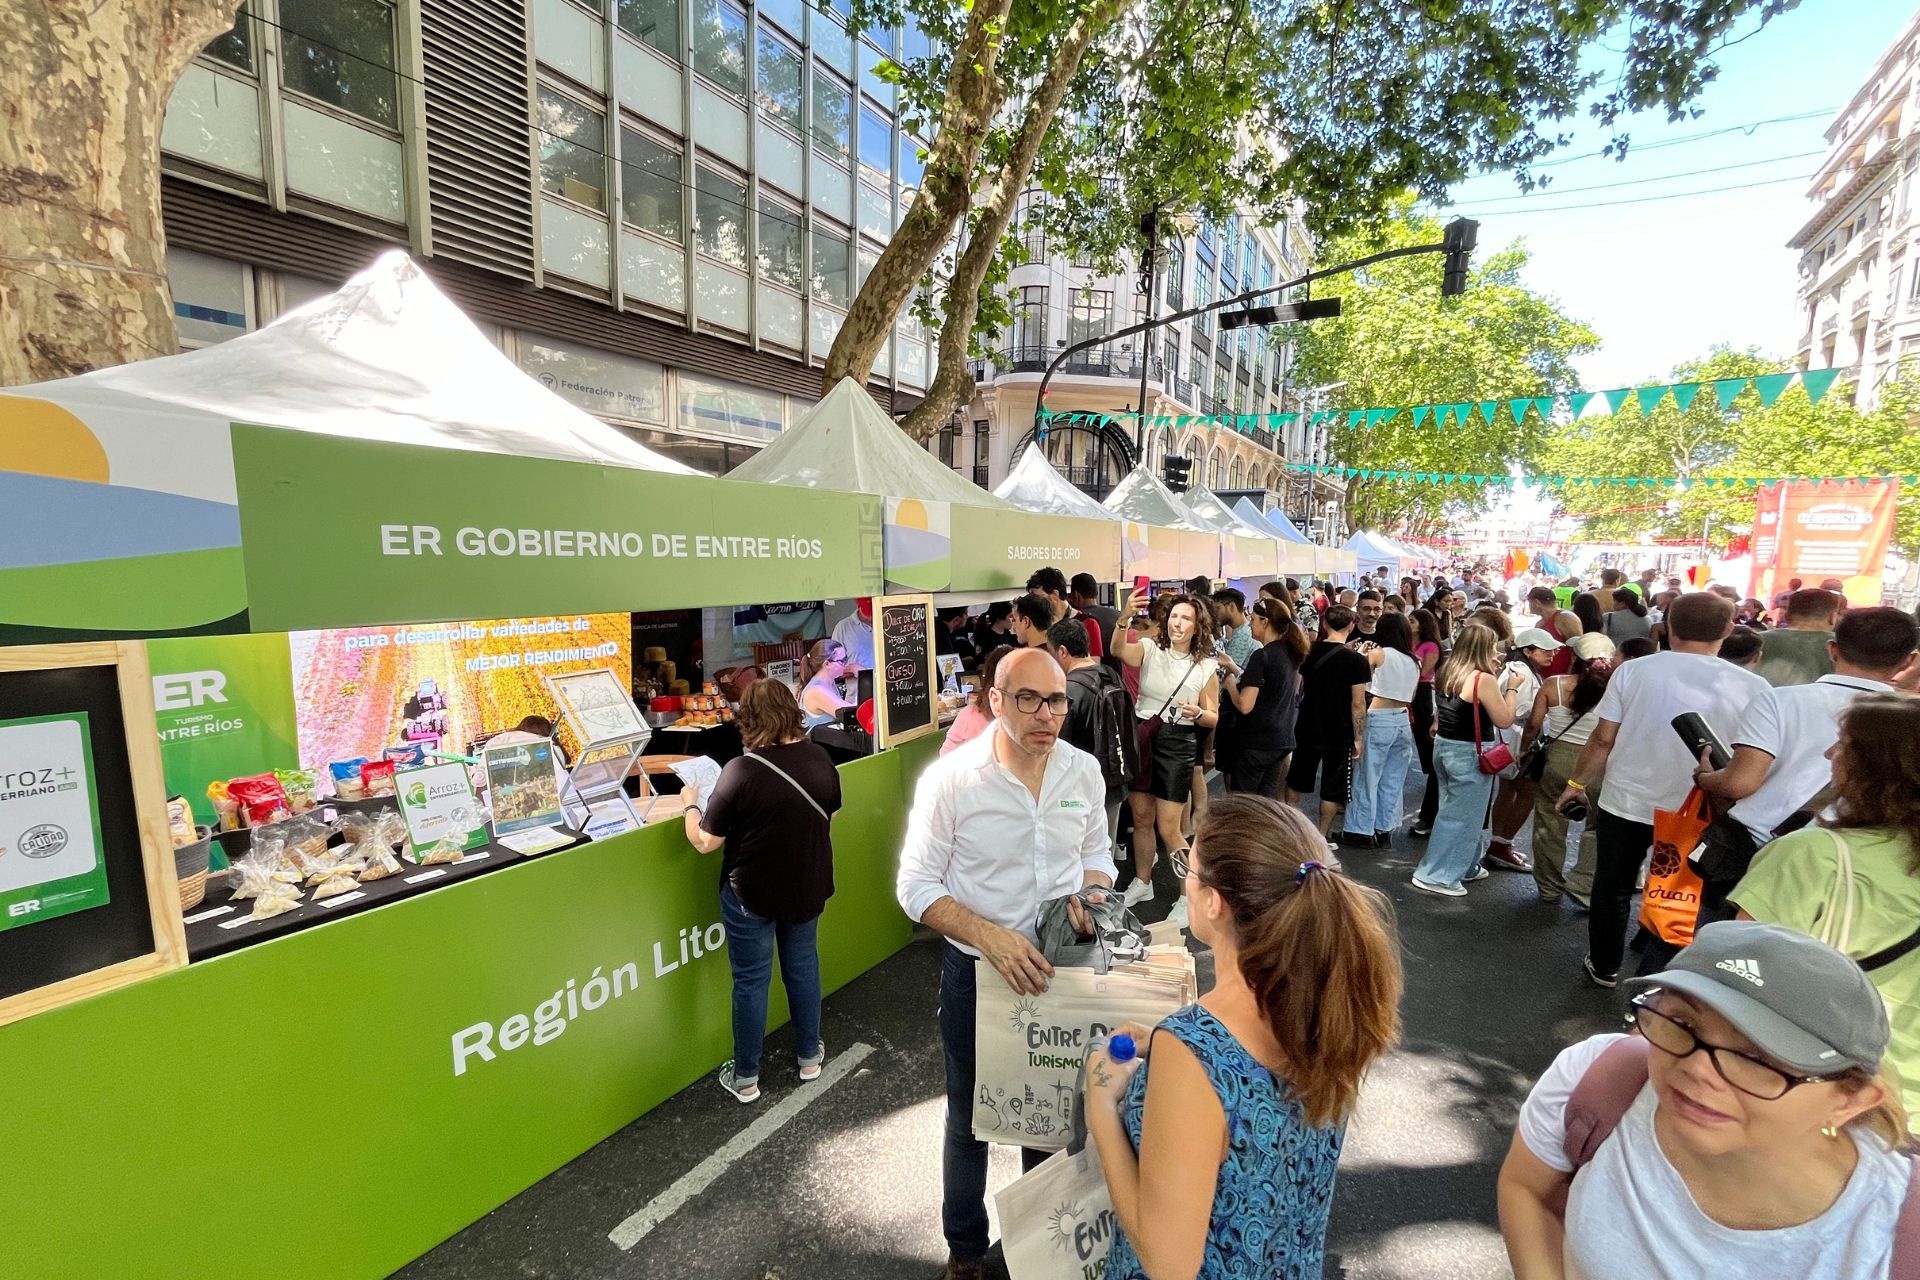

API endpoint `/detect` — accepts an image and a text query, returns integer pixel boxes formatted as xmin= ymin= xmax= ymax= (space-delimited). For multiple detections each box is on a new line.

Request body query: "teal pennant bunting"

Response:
xmin=1411 ymin=405 xmax=1431 ymax=429
xmin=1477 ymin=400 xmax=1499 ymax=424
xmin=1671 ymin=382 xmax=1703 ymax=414
xmin=1800 ymin=368 xmax=1840 ymax=404
xmin=1346 ymin=410 xmax=1365 ymax=428
xmin=1508 ymin=398 xmax=1532 ymax=424
xmin=1752 ymin=373 xmax=1794 ymax=408
xmin=1602 ymin=388 xmax=1633 ymax=414
xmin=1569 ymin=392 xmax=1597 ymax=417
xmin=1364 ymin=408 xmax=1396 ymax=429
xmin=1714 ymin=378 xmax=1748 ymax=410
xmin=1636 ymin=385 xmax=1670 ymax=415
xmin=1533 ymin=397 xmax=1555 ymax=421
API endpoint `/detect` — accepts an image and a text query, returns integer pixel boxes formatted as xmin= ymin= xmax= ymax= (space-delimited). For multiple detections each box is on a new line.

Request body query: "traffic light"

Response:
xmin=1162 ymin=455 xmax=1193 ymax=492
xmin=1442 ymin=218 xmax=1478 ymax=297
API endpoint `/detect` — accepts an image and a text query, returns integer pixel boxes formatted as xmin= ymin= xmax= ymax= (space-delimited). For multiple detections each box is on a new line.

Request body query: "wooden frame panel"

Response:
xmin=0 ymin=642 xmax=185 ymax=1028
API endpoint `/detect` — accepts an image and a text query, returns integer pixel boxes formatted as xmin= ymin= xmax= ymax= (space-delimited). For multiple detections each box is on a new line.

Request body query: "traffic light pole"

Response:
xmin=1033 ymin=219 xmax=1476 ymax=453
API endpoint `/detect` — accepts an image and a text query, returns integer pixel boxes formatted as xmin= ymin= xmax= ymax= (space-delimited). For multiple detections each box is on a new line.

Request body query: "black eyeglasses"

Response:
xmin=1631 ymin=996 xmax=1836 ymax=1101
xmin=1007 ymin=691 xmax=1070 ymax=716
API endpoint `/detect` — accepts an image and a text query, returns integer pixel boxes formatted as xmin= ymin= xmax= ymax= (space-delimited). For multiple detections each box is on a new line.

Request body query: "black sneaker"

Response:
xmin=1582 ymin=955 xmax=1618 ymax=989
xmin=1373 ymin=829 xmax=1394 ymax=848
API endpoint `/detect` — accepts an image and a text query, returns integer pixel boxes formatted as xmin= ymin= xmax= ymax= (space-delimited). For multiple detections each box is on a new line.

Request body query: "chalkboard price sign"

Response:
xmin=874 ymin=594 xmax=937 ymax=749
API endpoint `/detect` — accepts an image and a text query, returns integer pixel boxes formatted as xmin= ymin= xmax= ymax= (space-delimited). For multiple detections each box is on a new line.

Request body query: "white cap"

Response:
xmin=1513 ymin=626 xmax=1564 ymax=651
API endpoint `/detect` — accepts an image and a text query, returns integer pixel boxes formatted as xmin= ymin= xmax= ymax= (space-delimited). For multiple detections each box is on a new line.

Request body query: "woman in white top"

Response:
xmin=1344 ymin=612 xmax=1421 ymax=844
xmin=1522 ymin=633 xmax=1616 ymax=907
xmin=1499 ymin=920 xmax=1912 ymax=1280
xmin=1113 ymin=588 xmax=1220 ymax=911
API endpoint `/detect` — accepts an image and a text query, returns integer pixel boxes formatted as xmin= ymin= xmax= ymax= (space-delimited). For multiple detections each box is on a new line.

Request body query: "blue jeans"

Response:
xmin=1345 ymin=709 xmax=1415 ymax=834
xmin=720 ymin=882 xmax=822 ymax=1082
xmin=1412 ymin=739 xmax=1496 ymax=889
xmin=939 ymin=942 xmax=1049 ymax=1260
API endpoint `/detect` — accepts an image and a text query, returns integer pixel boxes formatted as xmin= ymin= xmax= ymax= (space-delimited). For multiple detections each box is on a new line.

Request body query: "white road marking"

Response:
xmin=607 ymin=1041 xmax=877 ymax=1250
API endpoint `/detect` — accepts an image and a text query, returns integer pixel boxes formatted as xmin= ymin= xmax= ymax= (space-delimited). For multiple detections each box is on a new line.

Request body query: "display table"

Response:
xmin=0 ymin=736 xmax=939 ymax=1280
xmin=648 ymin=720 xmax=744 ymax=764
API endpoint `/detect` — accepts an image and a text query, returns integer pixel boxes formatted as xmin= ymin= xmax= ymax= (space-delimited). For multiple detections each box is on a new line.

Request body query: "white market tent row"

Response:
xmin=1103 ymin=465 xmax=1209 ymax=530
xmin=1231 ymin=497 xmax=1323 ymax=577
xmin=1343 ymin=529 xmax=1424 ymax=578
xmin=1182 ymin=484 xmax=1282 ymax=581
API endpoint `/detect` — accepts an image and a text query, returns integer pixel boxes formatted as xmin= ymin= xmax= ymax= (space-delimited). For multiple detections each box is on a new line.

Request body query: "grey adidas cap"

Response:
xmin=1622 ymin=920 xmax=1891 ymax=1075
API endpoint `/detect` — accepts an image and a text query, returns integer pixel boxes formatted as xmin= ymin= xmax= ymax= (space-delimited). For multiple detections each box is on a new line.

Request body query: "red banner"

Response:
xmin=1751 ymin=480 xmax=1899 ymax=604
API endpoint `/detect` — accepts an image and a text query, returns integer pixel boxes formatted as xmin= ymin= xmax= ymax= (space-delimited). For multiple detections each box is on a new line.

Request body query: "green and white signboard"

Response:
xmin=230 ymin=424 xmax=885 ymax=630
xmin=0 ymin=712 xmax=109 ymax=931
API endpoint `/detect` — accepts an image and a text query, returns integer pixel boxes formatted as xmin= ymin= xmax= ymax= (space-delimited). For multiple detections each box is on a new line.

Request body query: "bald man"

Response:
xmin=896 ymin=645 xmax=1117 ymax=1276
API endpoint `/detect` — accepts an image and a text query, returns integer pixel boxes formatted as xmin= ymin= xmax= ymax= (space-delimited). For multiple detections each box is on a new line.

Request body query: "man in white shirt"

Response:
xmin=830 ymin=598 xmax=875 ymax=670
xmin=895 ymin=647 xmax=1116 ymax=1280
xmin=1691 ymin=606 xmax=1918 ymax=922
xmin=1555 ymin=592 xmax=1767 ymax=988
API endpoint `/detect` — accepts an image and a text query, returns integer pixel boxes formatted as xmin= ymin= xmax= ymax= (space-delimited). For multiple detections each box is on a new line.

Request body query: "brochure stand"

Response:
xmin=543 ymin=668 xmax=652 ymax=837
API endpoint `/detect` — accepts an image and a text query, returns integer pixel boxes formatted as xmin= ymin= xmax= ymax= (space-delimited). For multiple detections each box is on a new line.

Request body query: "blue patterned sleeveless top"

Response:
xmin=1105 ymin=1004 xmax=1345 ymax=1280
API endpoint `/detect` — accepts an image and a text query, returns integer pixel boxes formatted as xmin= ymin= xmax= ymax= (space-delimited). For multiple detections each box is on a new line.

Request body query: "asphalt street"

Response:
xmin=395 ymin=778 xmax=1624 ymax=1280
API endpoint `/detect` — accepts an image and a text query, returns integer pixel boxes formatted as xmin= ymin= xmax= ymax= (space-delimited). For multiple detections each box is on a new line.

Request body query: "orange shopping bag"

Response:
xmin=1639 ymin=787 xmax=1712 ymax=947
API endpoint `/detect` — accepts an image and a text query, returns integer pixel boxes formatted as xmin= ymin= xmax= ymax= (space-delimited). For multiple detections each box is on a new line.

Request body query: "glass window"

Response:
xmin=812 ymin=71 xmax=851 ymax=155
xmin=759 ymin=0 xmax=804 ymax=37
xmin=858 ymin=105 xmax=891 ymax=178
xmin=620 ymin=127 xmax=682 ymax=239
xmin=759 ymin=200 xmax=803 ymax=289
xmin=693 ymin=0 xmax=747 ymax=97
xmin=617 ymin=0 xmax=679 ymax=59
xmin=279 ymin=0 xmax=398 ymax=129
xmin=757 ymin=32 xmax=802 ymax=130
xmin=695 ymin=164 xmax=749 ymax=268
xmin=1014 ymin=285 xmax=1047 ymax=350
xmin=1070 ymin=289 xmax=1109 ymax=346
xmin=899 ymin=136 xmax=926 ymax=190
xmin=203 ymin=5 xmax=254 ymax=72
xmin=903 ymin=15 xmax=931 ymax=61
xmin=536 ymin=88 xmax=607 ymax=211
xmin=811 ymin=222 xmax=851 ymax=305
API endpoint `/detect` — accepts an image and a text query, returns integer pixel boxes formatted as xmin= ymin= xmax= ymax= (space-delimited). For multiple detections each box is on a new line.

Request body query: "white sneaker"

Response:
xmin=1164 ymin=898 xmax=1190 ymax=932
xmin=798 ymin=1041 xmax=825 ymax=1082
xmin=1122 ymin=878 xmax=1155 ymax=907
xmin=1410 ymin=876 xmax=1468 ymax=898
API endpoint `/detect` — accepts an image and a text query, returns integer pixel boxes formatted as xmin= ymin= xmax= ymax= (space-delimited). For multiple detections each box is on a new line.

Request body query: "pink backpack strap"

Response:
xmin=1561 ymin=1037 xmax=1651 ymax=1170
xmin=1894 ymin=1156 xmax=1920 ymax=1280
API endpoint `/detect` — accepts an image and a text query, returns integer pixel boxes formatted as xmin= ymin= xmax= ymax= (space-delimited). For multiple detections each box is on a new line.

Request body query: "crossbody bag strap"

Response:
xmin=744 ymin=750 xmax=830 ymax=823
xmin=1819 ymin=828 xmax=1857 ymax=953
xmin=1151 ymin=653 xmax=1200 ymax=720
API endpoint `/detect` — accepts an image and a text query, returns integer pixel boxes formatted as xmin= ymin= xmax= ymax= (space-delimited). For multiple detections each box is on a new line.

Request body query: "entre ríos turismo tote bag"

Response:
xmin=973 ymin=952 xmax=1195 ymax=1150
xmin=995 ymin=1136 xmax=1117 ymax=1280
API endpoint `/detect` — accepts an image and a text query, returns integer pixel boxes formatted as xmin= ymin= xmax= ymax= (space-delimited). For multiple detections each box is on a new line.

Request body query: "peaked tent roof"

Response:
xmin=1342 ymin=530 xmax=1415 ymax=567
xmin=994 ymin=443 xmax=1120 ymax=520
xmin=5 ymin=250 xmax=699 ymax=478
xmin=1234 ymin=497 xmax=1313 ymax=545
xmin=727 ymin=377 xmax=1014 ymax=507
xmin=1188 ymin=486 xmax=1284 ymax=542
xmin=1102 ymin=466 xmax=1208 ymax=530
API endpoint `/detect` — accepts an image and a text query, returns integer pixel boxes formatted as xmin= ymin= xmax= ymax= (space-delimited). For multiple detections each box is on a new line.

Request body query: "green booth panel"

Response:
xmin=0 ymin=735 xmax=939 ymax=1280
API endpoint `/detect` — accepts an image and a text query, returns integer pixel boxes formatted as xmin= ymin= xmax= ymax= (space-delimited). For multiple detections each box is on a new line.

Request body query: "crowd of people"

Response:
xmin=675 ymin=558 xmax=1918 ymax=1280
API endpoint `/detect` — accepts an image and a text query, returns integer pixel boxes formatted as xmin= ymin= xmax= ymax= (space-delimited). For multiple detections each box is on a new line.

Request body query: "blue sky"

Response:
xmin=1435 ymin=0 xmax=1917 ymax=390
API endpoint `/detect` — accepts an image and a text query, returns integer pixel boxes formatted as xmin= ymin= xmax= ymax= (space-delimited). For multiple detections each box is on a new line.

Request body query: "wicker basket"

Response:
xmin=175 ymin=827 xmax=213 ymax=912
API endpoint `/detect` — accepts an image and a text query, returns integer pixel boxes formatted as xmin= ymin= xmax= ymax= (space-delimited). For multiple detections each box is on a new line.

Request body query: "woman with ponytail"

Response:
xmin=1085 ymin=795 xmax=1404 ymax=1279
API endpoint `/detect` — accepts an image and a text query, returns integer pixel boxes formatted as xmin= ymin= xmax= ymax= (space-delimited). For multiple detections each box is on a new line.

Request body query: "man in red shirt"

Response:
xmin=1527 ymin=585 xmax=1582 ymax=677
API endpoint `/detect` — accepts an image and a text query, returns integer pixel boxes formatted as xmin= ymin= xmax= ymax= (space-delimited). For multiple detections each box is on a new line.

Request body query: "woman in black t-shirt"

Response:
xmin=1222 ymin=598 xmax=1311 ymax=797
xmin=682 ymin=679 xmax=841 ymax=1105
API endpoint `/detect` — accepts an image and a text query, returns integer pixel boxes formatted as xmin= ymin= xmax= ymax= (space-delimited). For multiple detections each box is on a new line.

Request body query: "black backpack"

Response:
xmin=1068 ymin=666 xmax=1138 ymax=790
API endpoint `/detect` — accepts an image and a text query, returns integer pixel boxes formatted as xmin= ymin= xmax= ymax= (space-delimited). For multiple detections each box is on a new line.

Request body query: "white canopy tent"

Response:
xmin=1102 ymin=466 xmax=1209 ymax=530
xmin=1 ymin=250 xmax=698 ymax=505
xmin=729 ymin=377 xmax=1013 ymax=508
xmin=993 ymin=443 xmax=1121 ymax=520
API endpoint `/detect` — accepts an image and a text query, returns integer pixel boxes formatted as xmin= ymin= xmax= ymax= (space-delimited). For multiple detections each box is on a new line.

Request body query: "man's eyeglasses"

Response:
xmin=1631 ymin=996 xmax=1836 ymax=1101
xmin=1007 ymin=690 xmax=1070 ymax=715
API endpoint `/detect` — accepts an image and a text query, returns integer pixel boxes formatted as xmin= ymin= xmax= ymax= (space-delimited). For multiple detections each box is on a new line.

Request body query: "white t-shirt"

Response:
xmin=1594 ymin=651 xmax=1769 ymax=823
xmin=1519 ymin=1034 xmax=1906 ymax=1280
xmin=1729 ymin=675 xmax=1894 ymax=843
xmin=1367 ymin=648 xmax=1420 ymax=702
xmin=831 ymin=614 xmax=875 ymax=668
xmin=1134 ymin=637 xmax=1219 ymax=726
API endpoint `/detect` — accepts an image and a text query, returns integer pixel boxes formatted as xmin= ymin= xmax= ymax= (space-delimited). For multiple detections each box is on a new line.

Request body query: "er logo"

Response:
xmin=152 ymin=670 xmax=228 ymax=711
